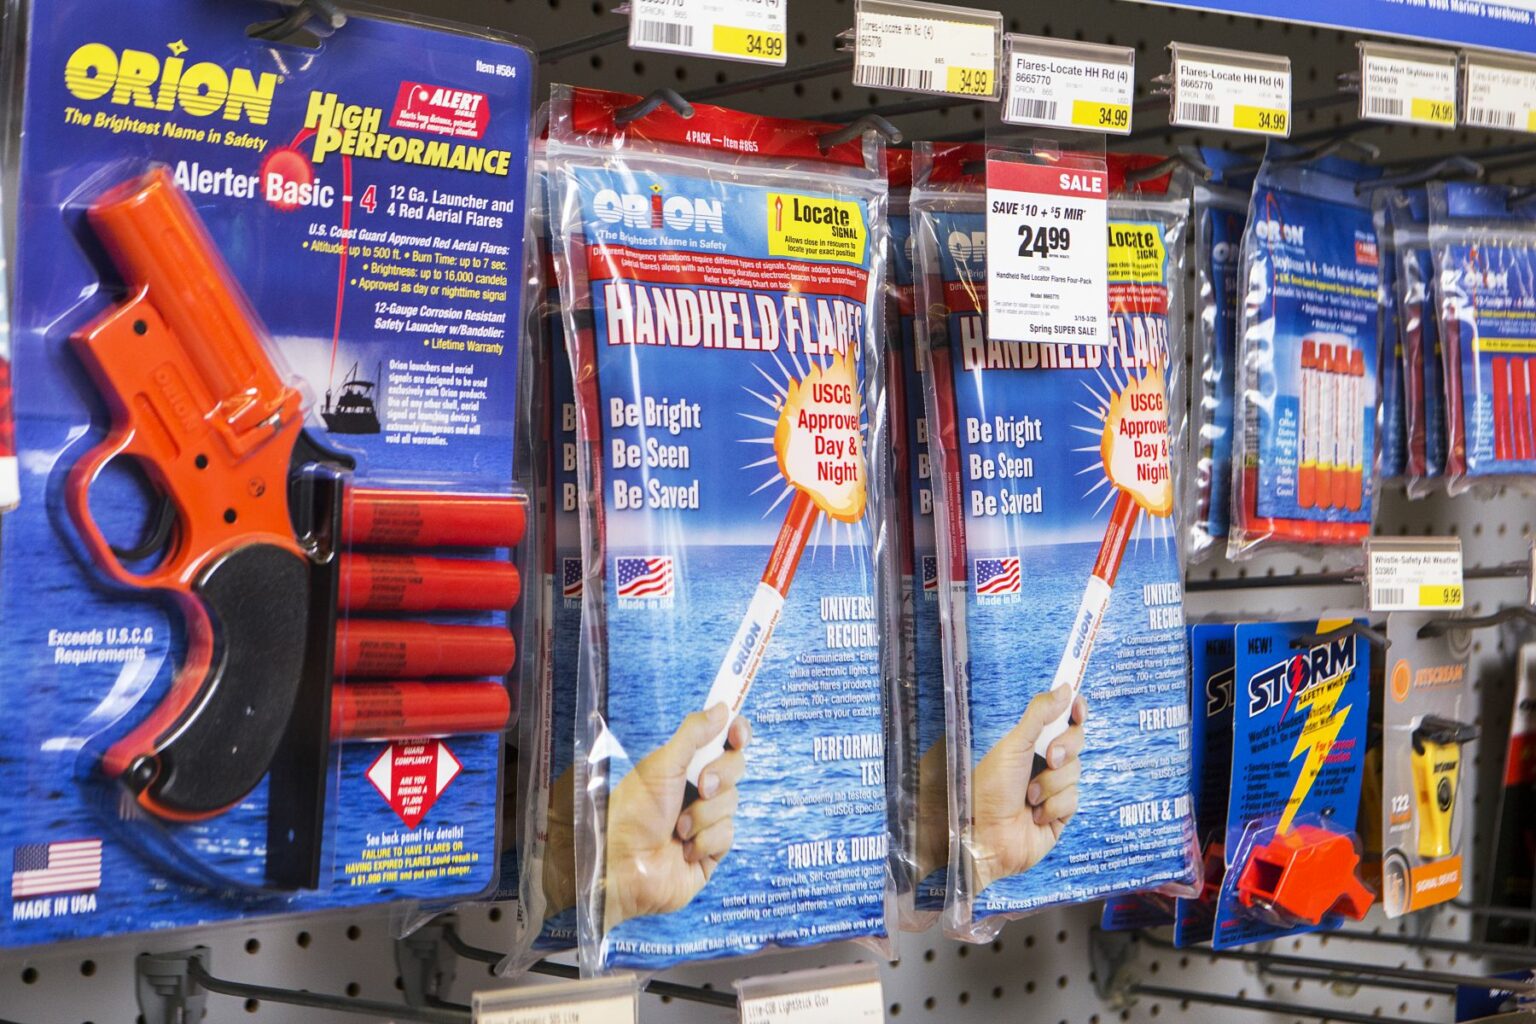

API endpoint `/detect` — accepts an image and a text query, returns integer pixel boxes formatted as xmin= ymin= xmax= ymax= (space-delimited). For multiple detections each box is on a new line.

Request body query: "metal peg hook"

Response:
xmin=247 ymin=0 xmax=346 ymax=46
xmin=614 ymin=88 xmax=695 ymax=125
xmin=1290 ymin=620 xmax=1389 ymax=650
xmin=1123 ymin=151 xmax=1214 ymax=186
xmin=1359 ymin=154 xmax=1484 ymax=196
xmin=819 ymin=114 xmax=903 ymax=151
xmin=1419 ymin=604 xmax=1536 ymax=638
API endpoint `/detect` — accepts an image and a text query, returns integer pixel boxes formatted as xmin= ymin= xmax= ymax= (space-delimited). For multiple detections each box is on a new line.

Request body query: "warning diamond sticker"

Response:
xmin=367 ymin=741 xmax=462 ymax=828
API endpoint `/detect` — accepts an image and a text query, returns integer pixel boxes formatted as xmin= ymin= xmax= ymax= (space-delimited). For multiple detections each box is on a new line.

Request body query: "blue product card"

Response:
xmin=1434 ymin=181 xmax=1536 ymax=478
xmin=928 ymin=195 xmax=1196 ymax=922
xmin=1 ymin=0 xmax=532 ymax=945
xmin=892 ymin=211 xmax=949 ymax=914
xmin=1247 ymin=179 xmax=1380 ymax=524
xmin=561 ymin=155 xmax=889 ymax=970
xmin=1215 ymin=620 xmax=1370 ymax=950
xmin=1174 ymin=623 xmax=1235 ymax=947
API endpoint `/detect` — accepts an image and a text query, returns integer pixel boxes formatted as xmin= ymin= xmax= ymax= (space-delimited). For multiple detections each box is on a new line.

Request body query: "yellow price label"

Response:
xmin=945 ymin=66 xmax=994 ymax=96
xmin=1233 ymin=104 xmax=1288 ymax=135
xmin=1410 ymin=97 xmax=1456 ymax=125
xmin=1071 ymin=100 xmax=1131 ymax=132
xmin=712 ymin=26 xmax=785 ymax=61
xmin=1527 ymin=110 xmax=1536 ymax=133
xmin=1417 ymin=583 xmax=1464 ymax=608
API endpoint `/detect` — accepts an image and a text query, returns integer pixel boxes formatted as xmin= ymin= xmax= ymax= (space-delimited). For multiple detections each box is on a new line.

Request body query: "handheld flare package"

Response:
xmin=0 ymin=0 xmax=534 ymax=946
xmin=547 ymin=87 xmax=896 ymax=971
xmin=1229 ymin=151 xmax=1382 ymax=558
xmin=913 ymin=144 xmax=1198 ymax=940
xmin=1429 ymin=181 xmax=1536 ymax=492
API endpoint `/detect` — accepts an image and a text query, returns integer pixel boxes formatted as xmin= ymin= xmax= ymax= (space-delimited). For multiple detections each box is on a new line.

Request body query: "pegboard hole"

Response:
xmin=21 ymin=967 xmax=37 ymax=984
xmin=923 ymin=948 xmax=935 ymax=962
xmin=1057 ymin=975 xmax=1068 ymax=989
xmin=889 ymin=1004 xmax=901 ymax=1017
xmin=79 ymin=960 xmax=95 ymax=977
xmin=489 ymin=907 xmax=503 ymax=923
xmin=958 ymin=991 xmax=970 ymax=1006
xmin=1056 ymin=929 xmax=1069 ymax=943
xmin=347 ymin=982 xmax=361 ymax=998
xmin=992 ymin=987 xmax=1004 ymax=1000
xmin=957 ymin=945 xmax=969 ymax=958
xmin=245 ymin=938 xmax=260 ymax=954
xmin=924 ymin=997 xmax=936 ymax=1011
xmin=346 ymin=925 xmax=362 ymax=941
xmin=244 ymin=999 xmax=260 ymax=1013
xmin=296 ymin=931 xmax=312 ymax=948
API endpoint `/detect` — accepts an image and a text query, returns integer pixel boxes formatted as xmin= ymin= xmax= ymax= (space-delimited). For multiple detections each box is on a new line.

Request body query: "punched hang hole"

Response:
xmin=246 ymin=0 xmax=346 ymax=49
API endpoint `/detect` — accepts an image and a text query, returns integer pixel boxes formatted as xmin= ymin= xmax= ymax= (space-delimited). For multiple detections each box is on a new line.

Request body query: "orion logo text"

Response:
xmin=1253 ymin=218 xmax=1305 ymax=245
xmin=593 ymin=184 xmax=725 ymax=233
xmin=65 ymin=41 xmax=279 ymax=125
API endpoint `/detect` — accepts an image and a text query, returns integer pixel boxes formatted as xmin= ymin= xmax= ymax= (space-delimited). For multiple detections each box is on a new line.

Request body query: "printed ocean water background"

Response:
xmin=967 ymin=541 xmax=1195 ymax=915
xmin=0 ymin=445 xmax=500 ymax=944
xmin=534 ymin=589 xmax=582 ymax=951
xmin=604 ymin=544 xmax=887 ymax=970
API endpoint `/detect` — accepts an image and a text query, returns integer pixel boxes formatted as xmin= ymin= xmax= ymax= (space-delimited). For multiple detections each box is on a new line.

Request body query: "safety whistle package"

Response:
xmin=1374 ymin=614 xmax=1475 ymax=917
xmin=914 ymin=144 xmax=1198 ymax=941
xmin=888 ymin=159 xmax=949 ymax=929
xmin=1214 ymin=620 xmax=1374 ymax=949
xmin=1429 ymin=181 xmax=1536 ymax=492
xmin=507 ymin=153 xmax=580 ymax=966
xmin=0 ymin=0 xmax=535 ymax=945
xmin=547 ymin=86 xmax=896 ymax=972
xmin=1229 ymin=150 xmax=1382 ymax=559
xmin=1389 ymin=188 xmax=1449 ymax=495
xmin=1188 ymin=150 xmax=1255 ymax=562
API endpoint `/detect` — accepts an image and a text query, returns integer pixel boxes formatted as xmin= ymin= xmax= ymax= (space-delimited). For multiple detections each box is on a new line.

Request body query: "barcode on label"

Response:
xmin=859 ymin=64 xmax=935 ymax=92
xmin=633 ymin=19 xmax=693 ymax=47
xmin=1008 ymin=97 xmax=1058 ymax=122
xmin=1373 ymin=587 xmax=1405 ymax=607
xmin=1367 ymin=95 xmax=1405 ymax=118
xmin=1468 ymin=106 xmax=1519 ymax=129
xmin=1176 ymin=101 xmax=1219 ymax=125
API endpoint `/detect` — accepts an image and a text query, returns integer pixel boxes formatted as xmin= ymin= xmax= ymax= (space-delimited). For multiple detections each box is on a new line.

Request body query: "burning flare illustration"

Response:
xmin=684 ymin=351 xmax=867 ymax=800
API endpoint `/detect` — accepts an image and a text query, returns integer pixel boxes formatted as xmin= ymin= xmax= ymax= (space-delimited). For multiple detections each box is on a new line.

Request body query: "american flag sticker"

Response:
xmin=616 ymin=555 xmax=674 ymax=599
xmin=11 ymin=839 xmax=102 ymax=898
xmin=974 ymin=556 xmax=1021 ymax=596
xmin=562 ymin=557 xmax=583 ymax=599
xmin=922 ymin=555 xmax=939 ymax=594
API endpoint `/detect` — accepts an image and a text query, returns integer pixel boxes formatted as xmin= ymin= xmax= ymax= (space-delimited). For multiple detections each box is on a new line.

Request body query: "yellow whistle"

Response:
xmin=1411 ymin=716 xmax=1478 ymax=861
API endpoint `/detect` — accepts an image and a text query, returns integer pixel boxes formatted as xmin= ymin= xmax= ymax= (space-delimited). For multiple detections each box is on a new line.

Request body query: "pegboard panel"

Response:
xmin=2 ymin=0 xmax=1534 ymax=1021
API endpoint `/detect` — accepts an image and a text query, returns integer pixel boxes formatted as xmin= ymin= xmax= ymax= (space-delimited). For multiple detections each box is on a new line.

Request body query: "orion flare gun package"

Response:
xmin=0 ymin=0 xmax=534 ymax=945
xmin=547 ymin=86 xmax=897 ymax=972
xmin=914 ymin=144 xmax=1198 ymax=942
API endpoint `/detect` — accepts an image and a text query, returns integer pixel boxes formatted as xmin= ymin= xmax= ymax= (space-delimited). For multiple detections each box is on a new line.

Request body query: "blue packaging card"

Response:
xmin=0 ymin=0 xmax=532 ymax=945
xmin=1174 ymin=623 xmax=1234 ymax=946
xmin=929 ymin=198 xmax=1196 ymax=922
xmin=1247 ymin=179 xmax=1380 ymax=524
xmin=562 ymin=157 xmax=889 ymax=970
xmin=1215 ymin=620 xmax=1369 ymax=949
xmin=1376 ymin=206 xmax=1407 ymax=479
xmin=1195 ymin=197 xmax=1245 ymax=541
xmin=1433 ymin=181 xmax=1536 ymax=478
xmin=891 ymin=211 xmax=948 ymax=913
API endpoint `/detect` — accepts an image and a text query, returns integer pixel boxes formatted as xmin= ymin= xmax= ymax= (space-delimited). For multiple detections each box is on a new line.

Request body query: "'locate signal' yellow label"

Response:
xmin=767 ymin=193 xmax=868 ymax=265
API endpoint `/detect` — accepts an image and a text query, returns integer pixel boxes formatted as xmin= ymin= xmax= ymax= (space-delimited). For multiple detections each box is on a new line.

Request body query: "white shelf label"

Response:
xmin=1464 ymin=55 xmax=1536 ymax=134
xmin=853 ymin=0 xmax=1000 ymax=99
xmin=1170 ymin=45 xmax=1290 ymax=136
xmin=629 ymin=0 xmax=787 ymax=65
xmin=1368 ymin=538 xmax=1465 ymax=612
xmin=1360 ymin=44 xmax=1457 ymax=127
xmin=738 ymin=970 xmax=883 ymax=1024
xmin=474 ymin=977 xmax=638 ymax=1024
xmin=984 ymin=159 xmax=1108 ymax=346
xmin=1002 ymin=38 xmax=1134 ymax=134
